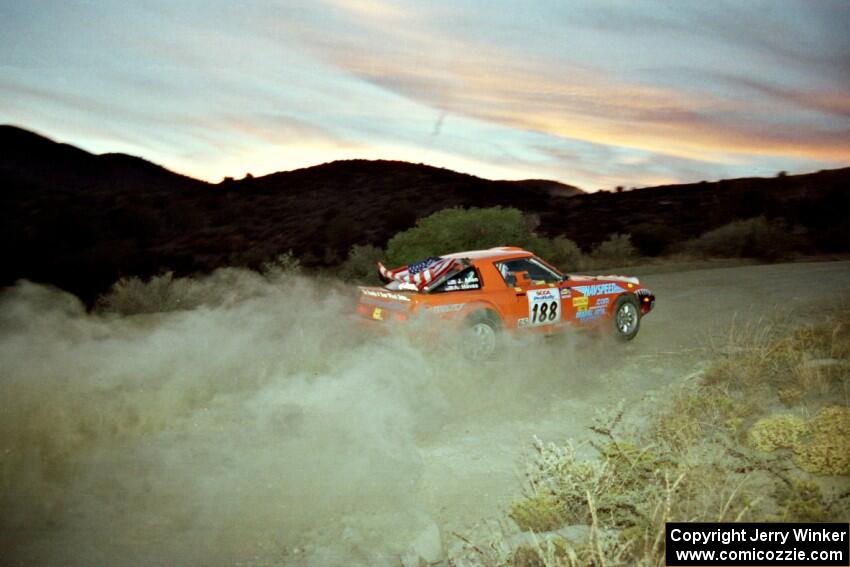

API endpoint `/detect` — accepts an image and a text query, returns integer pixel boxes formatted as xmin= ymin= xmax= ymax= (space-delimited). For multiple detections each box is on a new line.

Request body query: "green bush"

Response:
xmin=384 ymin=207 xmax=532 ymax=265
xmin=548 ymin=236 xmax=583 ymax=271
xmin=381 ymin=207 xmax=584 ymax=272
xmin=629 ymin=223 xmax=681 ymax=256
xmin=338 ymin=244 xmax=383 ymax=283
xmin=684 ymin=217 xmax=804 ymax=259
xmin=590 ymin=234 xmax=637 ymax=265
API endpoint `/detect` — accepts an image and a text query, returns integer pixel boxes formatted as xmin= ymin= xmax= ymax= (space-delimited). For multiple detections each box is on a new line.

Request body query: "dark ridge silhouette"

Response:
xmin=1 ymin=124 xmax=848 ymax=304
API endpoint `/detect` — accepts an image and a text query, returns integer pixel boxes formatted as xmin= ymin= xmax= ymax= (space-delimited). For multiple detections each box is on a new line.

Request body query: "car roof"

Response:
xmin=442 ymin=246 xmax=533 ymax=262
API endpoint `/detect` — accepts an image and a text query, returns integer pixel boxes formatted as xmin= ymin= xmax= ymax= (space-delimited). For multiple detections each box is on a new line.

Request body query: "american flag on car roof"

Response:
xmin=377 ymin=256 xmax=458 ymax=290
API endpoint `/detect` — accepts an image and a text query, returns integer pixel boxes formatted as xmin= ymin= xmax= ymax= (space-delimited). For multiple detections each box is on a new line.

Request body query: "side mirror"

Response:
xmin=514 ymin=270 xmax=531 ymax=287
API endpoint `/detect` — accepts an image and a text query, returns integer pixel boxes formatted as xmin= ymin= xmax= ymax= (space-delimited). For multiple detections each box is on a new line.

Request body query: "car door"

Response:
xmin=494 ymin=257 xmax=572 ymax=331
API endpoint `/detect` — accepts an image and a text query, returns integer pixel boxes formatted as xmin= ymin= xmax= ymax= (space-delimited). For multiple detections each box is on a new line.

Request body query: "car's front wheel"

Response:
xmin=462 ymin=311 xmax=500 ymax=359
xmin=613 ymin=295 xmax=641 ymax=341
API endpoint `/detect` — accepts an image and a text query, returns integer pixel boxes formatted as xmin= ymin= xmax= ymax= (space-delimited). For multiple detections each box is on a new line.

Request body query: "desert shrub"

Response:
xmin=455 ymin=306 xmax=850 ymax=567
xmin=96 ymin=257 xmax=302 ymax=315
xmin=548 ymin=236 xmax=583 ymax=272
xmin=521 ymin=235 xmax=557 ymax=264
xmin=683 ymin=217 xmax=804 ymax=259
xmin=777 ymin=386 xmax=803 ymax=406
xmin=792 ymin=406 xmax=850 ymax=476
xmin=590 ymin=234 xmax=637 ymax=266
xmin=261 ymin=250 xmax=301 ymax=276
xmin=773 ymin=479 xmax=831 ymax=522
xmin=509 ymin=492 xmax=570 ymax=532
xmin=655 ymin=384 xmax=756 ymax=451
xmin=705 ymin=308 xmax=850 ymax=399
xmin=95 ymin=272 xmax=190 ymax=314
xmin=810 ymin=224 xmax=850 ymax=253
xmin=793 ymin=312 xmax=850 ymax=359
xmin=384 ymin=207 xmax=530 ymax=265
xmin=748 ymin=415 xmax=807 ymax=452
xmin=793 ymin=439 xmax=850 ymax=476
xmin=629 ymin=223 xmax=681 ymax=256
xmin=485 ymin=408 xmax=757 ymax=567
xmin=337 ymin=244 xmax=384 ymax=283
xmin=747 ymin=408 xmax=850 ymax=476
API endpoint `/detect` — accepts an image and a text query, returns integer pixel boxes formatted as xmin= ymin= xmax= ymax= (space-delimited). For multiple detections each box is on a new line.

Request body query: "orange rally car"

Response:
xmin=355 ymin=246 xmax=655 ymax=357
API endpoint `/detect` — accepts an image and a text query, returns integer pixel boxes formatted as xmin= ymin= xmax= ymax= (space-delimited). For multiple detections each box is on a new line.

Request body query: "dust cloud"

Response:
xmin=0 ymin=268 xmax=610 ymax=566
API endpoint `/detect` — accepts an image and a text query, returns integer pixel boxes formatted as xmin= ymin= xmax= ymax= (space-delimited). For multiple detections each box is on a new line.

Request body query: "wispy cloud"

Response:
xmin=1 ymin=0 xmax=847 ymax=188
xmin=279 ymin=0 xmax=850 ymax=166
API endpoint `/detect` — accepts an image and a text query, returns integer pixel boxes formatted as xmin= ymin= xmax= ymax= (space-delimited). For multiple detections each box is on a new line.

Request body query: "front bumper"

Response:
xmin=635 ymin=289 xmax=655 ymax=314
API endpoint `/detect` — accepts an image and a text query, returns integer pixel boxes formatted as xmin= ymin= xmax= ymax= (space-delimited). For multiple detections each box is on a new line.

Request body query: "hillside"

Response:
xmin=0 ymin=126 xmax=581 ymax=302
xmin=1 ymin=125 xmax=848 ymax=303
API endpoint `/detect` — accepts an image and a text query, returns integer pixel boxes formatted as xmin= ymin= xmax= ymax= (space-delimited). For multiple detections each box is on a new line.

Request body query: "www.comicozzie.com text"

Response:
xmin=669 ymin=527 xmax=848 ymax=546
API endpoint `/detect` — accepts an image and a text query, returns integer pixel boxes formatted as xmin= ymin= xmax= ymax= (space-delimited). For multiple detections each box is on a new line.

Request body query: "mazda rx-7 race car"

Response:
xmin=356 ymin=247 xmax=655 ymax=356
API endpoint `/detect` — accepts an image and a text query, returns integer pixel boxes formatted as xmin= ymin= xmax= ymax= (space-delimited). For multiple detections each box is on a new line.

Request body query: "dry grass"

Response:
xmin=705 ymin=307 xmax=850 ymax=404
xmin=451 ymin=303 xmax=850 ymax=566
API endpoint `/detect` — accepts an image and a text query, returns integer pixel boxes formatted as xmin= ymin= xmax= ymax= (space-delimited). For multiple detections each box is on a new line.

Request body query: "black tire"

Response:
xmin=462 ymin=310 xmax=501 ymax=359
xmin=612 ymin=295 xmax=641 ymax=341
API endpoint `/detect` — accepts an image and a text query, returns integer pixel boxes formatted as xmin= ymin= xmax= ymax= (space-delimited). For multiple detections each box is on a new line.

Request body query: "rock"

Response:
xmin=401 ymin=517 xmax=443 ymax=566
xmin=556 ymin=524 xmax=593 ymax=542
xmin=411 ymin=519 xmax=443 ymax=563
xmin=400 ymin=551 xmax=426 ymax=567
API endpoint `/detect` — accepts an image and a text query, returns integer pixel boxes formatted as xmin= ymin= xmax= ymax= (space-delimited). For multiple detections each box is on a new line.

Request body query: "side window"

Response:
xmin=431 ymin=267 xmax=482 ymax=292
xmin=495 ymin=258 xmax=562 ymax=286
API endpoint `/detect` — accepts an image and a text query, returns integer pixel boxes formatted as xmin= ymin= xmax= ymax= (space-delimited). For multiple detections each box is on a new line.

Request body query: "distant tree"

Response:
xmin=630 ymin=223 xmax=682 ymax=256
xmin=338 ymin=244 xmax=384 ymax=283
xmin=548 ymin=236 xmax=583 ymax=270
xmin=591 ymin=233 xmax=636 ymax=264
xmin=616 ymin=186 xmax=624 ymax=193
xmin=682 ymin=217 xmax=803 ymax=259
xmin=384 ymin=207 xmax=531 ymax=265
xmin=777 ymin=171 xmax=788 ymax=178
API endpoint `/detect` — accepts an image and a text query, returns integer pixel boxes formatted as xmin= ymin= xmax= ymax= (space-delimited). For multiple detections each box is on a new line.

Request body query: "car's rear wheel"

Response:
xmin=613 ymin=295 xmax=641 ymax=341
xmin=462 ymin=311 xmax=500 ymax=359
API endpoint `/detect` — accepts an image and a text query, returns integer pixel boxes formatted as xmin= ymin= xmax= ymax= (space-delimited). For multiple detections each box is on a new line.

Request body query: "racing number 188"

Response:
xmin=531 ymin=301 xmax=558 ymax=323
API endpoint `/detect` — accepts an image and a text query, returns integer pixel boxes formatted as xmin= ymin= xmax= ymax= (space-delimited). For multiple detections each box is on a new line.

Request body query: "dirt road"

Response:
xmin=1 ymin=260 xmax=848 ymax=566
xmin=414 ymin=260 xmax=850 ymax=552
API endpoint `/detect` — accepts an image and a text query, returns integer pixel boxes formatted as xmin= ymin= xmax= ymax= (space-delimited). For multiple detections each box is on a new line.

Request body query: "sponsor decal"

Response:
xmin=443 ymin=270 xmax=481 ymax=291
xmin=576 ymin=306 xmax=606 ymax=322
xmin=360 ymin=288 xmax=412 ymax=302
xmin=560 ymin=288 xmax=572 ymax=298
xmin=531 ymin=288 xmax=557 ymax=300
xmin=595 ymin=297 xmax=609 ymax=307
xmin=572 ymin=296 xmax=589 ymax=310
xmin=528 ymin=288 xmax=561 ymax=326
xmin=517 ymin=317 xmax=530 ymax=328
xmin=573 ymin=283 xmax=625 ymax=297
xmin=427 ymin=303 xmax=466 ymax=314
xmin=372 ymin=307 xmax=383 ymax=320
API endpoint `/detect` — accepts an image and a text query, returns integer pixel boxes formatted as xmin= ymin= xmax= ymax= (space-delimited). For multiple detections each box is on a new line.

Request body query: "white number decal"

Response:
xmin=527 ymin=289 xmax=561 ymax=327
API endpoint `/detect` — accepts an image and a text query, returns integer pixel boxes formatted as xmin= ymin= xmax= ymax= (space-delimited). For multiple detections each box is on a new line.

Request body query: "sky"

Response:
xmin=1 ymin=0 xmax=848 ymax=190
